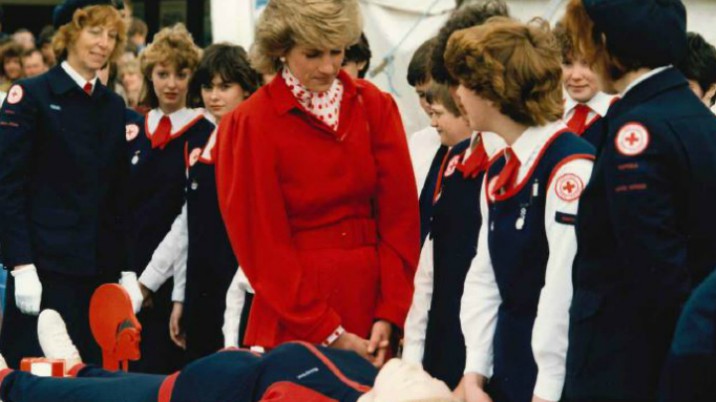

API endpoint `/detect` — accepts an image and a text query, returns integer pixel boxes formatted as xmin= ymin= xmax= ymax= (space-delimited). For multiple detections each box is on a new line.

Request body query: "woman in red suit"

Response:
xmin=215 ymin=0 xmax=419 ymax=366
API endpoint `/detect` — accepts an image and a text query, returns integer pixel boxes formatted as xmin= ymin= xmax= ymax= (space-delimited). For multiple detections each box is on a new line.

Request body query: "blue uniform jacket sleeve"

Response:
xmin=0 ymin=84 xmax=38 ymax=267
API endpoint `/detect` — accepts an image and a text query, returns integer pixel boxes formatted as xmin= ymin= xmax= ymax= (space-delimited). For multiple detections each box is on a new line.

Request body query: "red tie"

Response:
xmin=492 ymin=148 xmax=521 ymax=197
xmin=151 ymin=116 xmax=173 ymax=149
xmin=83 ymin=82 xmax=93 ymax=95
xmin=566 ymin=104 xmax=591 ymax=135
xmin=458 ymin=138 xmax=489 ymax=179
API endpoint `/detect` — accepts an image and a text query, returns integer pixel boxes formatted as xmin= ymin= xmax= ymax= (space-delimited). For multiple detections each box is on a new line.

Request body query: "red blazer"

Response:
xmin=215 ymin=71 xmax=419 ymax=347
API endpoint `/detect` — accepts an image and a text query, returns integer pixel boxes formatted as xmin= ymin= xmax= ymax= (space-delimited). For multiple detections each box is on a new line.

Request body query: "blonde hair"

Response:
xmin=445 ymin=17 xmax=564 ymax=126
xmin=250 ymin=0 xmax=363 ymax=74
xmin=52 ymin=5 xmax=127 ymax=63
xmin=139 ymin=24 xmax=202 ymax=108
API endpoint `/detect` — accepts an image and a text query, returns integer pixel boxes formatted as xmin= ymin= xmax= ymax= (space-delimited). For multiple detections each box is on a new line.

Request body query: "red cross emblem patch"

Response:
xmin=615 ymin=122 xmax=650 ymax=156
xmin=555 ymin=173 xmax=584 ymax=202
xmin=6 ymin=85 xmax=23 ymax=105
xmin=125 ymin=124 xmax=140 ymax=142
xmin=444 ymin=155 xmax=461 ymax=177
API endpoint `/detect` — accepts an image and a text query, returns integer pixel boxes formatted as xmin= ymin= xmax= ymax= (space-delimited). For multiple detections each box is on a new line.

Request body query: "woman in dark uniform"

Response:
xmin=562 ymin=1 xmax=716 ymax=401
xmin=126 ymin=24 xmax=214 ymax=373
xmin=0 ymin=0 xmax=131 ymax=368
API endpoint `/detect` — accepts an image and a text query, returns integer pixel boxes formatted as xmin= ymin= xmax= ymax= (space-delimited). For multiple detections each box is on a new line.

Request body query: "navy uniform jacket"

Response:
xmin=0 ymin=65 xmax=129 ymax=277
xmin=565 ymin=68 xmax=716 ymax=400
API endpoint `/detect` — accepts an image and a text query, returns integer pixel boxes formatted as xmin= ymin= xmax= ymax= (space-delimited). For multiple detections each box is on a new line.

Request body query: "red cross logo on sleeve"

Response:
xmin=616 ymin=122 xmax=650 ymax=156
xmin=555 ymin=173 xmax=584 ymax=202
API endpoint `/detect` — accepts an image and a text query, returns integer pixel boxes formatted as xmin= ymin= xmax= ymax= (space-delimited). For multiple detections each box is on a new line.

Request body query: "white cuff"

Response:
xmin=401 ymin=343 xmax=425 ymax=365
xmin=171 ymin=287 xmax=185 ymax=303
xmin=533 ymin=372 xmax=564 ymax=402
xmin=138 ymin=264 xmax=169 ymax=292
xmin=464 ymin=348 xmax=492 ymax=378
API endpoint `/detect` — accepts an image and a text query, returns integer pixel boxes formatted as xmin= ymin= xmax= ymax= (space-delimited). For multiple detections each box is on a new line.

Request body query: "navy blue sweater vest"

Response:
xmin=418 ymin=145 xmax=449 ymax=246
xmin=183 ymin=133 xmax=239 ymax=361
xmin=484 ymin=131 xmax=593 ymax=402
xmin=126 ymin=117 xmax=214 ymax=273
xmin=423 ymin=138 xmax=479 ymax=388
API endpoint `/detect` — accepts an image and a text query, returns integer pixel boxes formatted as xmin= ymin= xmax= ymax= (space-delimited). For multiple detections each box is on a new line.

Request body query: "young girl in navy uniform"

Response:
xmin=140 ymin=43 xmax=262 ymax=361
xmin=0 ymin=310 xmax=458 ymax=402
xmin=553 ymin=23 xmax=617 ymax=153
xmin=403 ymin=82 xmax=503 ymax=389
xmin=446 ymin=18 xmax=595 ymax=402
xmin=0 ymin=1 xmax=131 ymax=368
xmin=125 ymin=24 xmax=214 ymax=373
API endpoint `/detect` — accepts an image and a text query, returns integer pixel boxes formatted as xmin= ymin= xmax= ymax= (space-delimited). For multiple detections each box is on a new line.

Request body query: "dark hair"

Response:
xmin=344 ymin=33 xmax=371 ymax=78
xmin=677 ymin=32 xmax=716 ymax=97
xmin=37 ymin=25 xmax=56 ymax=47
xmin=21 ymin=48 xmax=47 ymax=65
xmin=189 ymin=43 xmax=262 ymax=108
xmin=128 ymin=17 xmax=148 ymax=37
xmin=0 ymin=41 xmax=23 ymax=77
xmin=431 ymin=0 xmax=509 ymax=85
xmin=407 ymin=37 xmax=436 ymax=87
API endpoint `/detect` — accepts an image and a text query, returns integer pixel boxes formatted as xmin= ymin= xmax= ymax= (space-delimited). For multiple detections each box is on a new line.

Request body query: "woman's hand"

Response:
xmin=139 ymin=282 xmax=154 ymax=309
xmin=463 ymin=373 xmax=492 ymax=402
xmin=169 ymin=302 xmax=186 ymax=350
xmin=368 ymin=320 xmax=392 ymax=368
xmin=330 ymin=331 xmax=370 ymax=360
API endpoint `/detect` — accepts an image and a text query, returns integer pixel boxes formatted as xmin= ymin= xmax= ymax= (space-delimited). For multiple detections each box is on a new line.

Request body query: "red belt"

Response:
xmin=293 ymin=218 xmax=377 ymax=250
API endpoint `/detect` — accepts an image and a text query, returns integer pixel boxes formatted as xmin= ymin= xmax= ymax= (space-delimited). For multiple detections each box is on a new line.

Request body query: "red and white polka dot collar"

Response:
xmin=282 ymin=67 xmax=343 ymax=131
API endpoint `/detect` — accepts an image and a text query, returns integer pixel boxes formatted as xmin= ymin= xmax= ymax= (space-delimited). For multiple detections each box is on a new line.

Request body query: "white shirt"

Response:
xmin=138 ymin=202 xmax=189 ymax=302
xmin=146 ymin=107 xmax=203 ymax=136
xmin=402 ymin=131 xmax=505 ymax=364
xmin=60 ymin=61 xmax=98 ymax=93
xmin=461 ymin=121 xmax=594 ymax=401
xmin=563 ymin=91 xmax=616 ymax=126
xmin=408 ymin=126 xmax=441 ymax=195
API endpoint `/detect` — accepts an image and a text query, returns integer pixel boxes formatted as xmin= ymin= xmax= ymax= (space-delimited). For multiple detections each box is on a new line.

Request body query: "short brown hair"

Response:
xmin=128 ymin=17 xmax=148 ymax=37
xmin=445 ymin=17 xmax=563 ymax=126
xmin=562 ymin=0 xmax=646 ymax=82
xmin=52 ymin=5 xmax=127 ymax=63
xmin=425 ymin=82 xmax=461 ymax=117
xmin=0 ymin=41 xmax=23 ymax=77
xmin=250 ymin=0 xmax=362 ymax=75
xmin=139 ymin=24 xmax=202 ymax=108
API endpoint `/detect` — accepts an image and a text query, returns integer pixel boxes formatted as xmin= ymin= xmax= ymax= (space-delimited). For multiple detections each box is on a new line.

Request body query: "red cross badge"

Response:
xmin=555 ymin=173 xmax=584 ymax=202
xmin=615 ymin=122 xmax=650 ymax=156
xmin=189 ymin=147 xmax=202 ymax=167
xmin=444 ymin=155 xmax=461 ymax=177
xmin=6 ymin=85 xmax=23 ymax=105
xmin=125 ymin=124 xmax=140 ymax=142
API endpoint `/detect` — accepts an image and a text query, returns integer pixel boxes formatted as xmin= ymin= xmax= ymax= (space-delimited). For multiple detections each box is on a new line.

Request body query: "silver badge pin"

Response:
xmin=191 ymin=181 xmax=198 ymax=190
xmin=515 ymin=207 xmax=527 ymax=230
xmin=131 ymin=155 xmax=139 ymax=165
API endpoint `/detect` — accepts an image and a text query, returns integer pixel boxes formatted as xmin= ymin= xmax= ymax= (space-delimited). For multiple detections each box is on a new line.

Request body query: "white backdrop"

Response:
xmin=211 ymin=0 xmax=716 ymax=135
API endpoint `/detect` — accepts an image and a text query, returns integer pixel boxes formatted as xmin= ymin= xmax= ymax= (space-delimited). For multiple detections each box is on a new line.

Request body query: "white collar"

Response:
xmin=61 ymin=61 xmax=98 ymax=91
xmin=201 ymin=127 xmax=218 ymax=161
xmin=622 ymin=66 xmax=672 ymax=97
xmin=481 ymin=131 xmax=506 ymax=159
xmin=146 ymin=108 xmax=202 ymax=135
xmin=564 ymin=91 xmax=616 ymax=118
xmin=510 ymin=120 xmax=567 ymax=165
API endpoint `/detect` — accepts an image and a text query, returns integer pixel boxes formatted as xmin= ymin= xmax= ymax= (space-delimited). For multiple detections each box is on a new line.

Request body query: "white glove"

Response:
xmin=119 ymin=271 xmax=144 ymax=314
xmin=12 ymin=264 xmax=43 ymax=316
